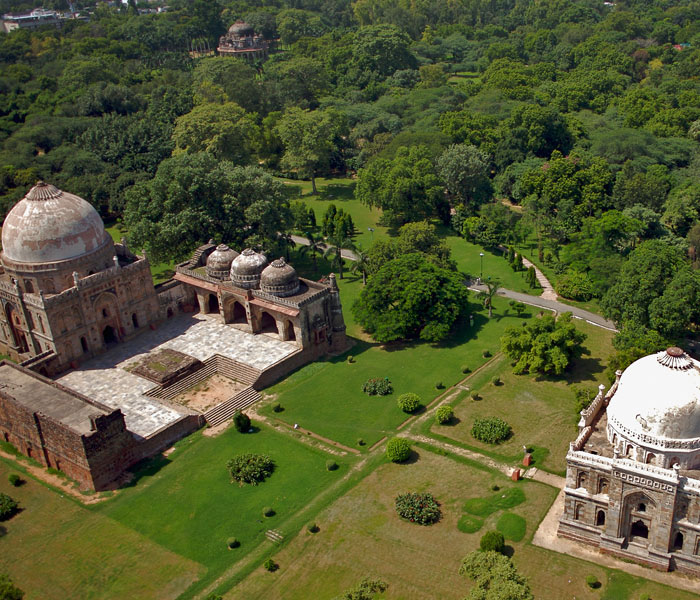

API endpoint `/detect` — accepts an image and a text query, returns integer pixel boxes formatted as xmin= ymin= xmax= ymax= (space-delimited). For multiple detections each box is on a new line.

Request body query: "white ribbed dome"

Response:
xmin=608 ymin=348 xmax=700 ymax=441
xmin=1 ymin=182 xmax=110 ymax=264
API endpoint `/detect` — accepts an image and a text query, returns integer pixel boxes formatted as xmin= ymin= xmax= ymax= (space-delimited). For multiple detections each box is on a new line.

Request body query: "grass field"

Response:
xmin=227 ymin=448 xmax=690 ymax=600
xmin=0 ymin=460 xmax=203 ymax=600
xmin=93 ymin=423 xmax=352 ymax=597
xmin=261 ymin=293 xmax=535 ymax=449
xmin=430 ymin=320 xmax=615 ymax=473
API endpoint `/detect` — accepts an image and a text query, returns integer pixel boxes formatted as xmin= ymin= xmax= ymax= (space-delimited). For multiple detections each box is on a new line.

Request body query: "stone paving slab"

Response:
xmin=57 ymin=314 xmax=297 ymax=438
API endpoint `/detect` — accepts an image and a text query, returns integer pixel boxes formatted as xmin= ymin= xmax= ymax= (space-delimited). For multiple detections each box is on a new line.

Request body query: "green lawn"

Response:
xmin=94 ymin=423 xmax=352 ymax=596
xmin=429 ymin=320 xmax=615 ymax=474
xmin=0 ymin=460 xmax=203 ymax=600
xmin=261 ymin=289 xmax=536 ymax=449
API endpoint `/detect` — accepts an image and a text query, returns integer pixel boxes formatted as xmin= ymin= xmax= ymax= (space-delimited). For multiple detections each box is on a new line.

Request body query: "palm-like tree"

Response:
xmin=350 ymin=243 xmax=370 ymax=285
xmin=478 ymin=278 xmax=501 ymax=318
xmin=277 ymin=231 xmax=296 ymax=261
xmin=323 ymin=233 xmax=355 ymax=279
xmin=299 ymin=231 xmax=325 ymax=274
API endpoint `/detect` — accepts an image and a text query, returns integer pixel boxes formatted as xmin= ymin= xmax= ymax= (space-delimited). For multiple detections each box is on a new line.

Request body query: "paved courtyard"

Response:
xmin=57 ymin=314 xmax=298 ymax=438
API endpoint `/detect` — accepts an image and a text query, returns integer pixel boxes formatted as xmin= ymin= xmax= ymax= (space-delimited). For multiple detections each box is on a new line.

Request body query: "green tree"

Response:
xmin=459 ymin=550 xmax=533 ymax=600
xmin=478 ymin=279 xmax=500 ymax=318
xmin=437 ymin=144 xmax=492 ymax=214
xmin=480 ymin=530 xmax=506 ymax=553
xmin=385 ymin=437 xmax=411 ymax=462
xmin=0 ymin=574 xmax=23 ymax=600
xmin=347 ymin=24 xmax=416 ymax=87
xmin=299 ymin=231 xmax=325 ymax=274
xmin=172 ymin=102 xmax=258 ymax=164
xmin=192 ymin=57 xmax=262 ymax=113
xmin=353 ymin=253 xmax=469 ymax=343
xmin=323 ymin=233 xmax=355 ymax=279
xmin=332 ymin=578 xmax=387 ymax=600
xmin=276 ymin=108 xmax=343 ymax=194
xmin=350 ymin=243 xmax=371 ymax=285
xmin=501 ymin=313 xmax=587 ymax=375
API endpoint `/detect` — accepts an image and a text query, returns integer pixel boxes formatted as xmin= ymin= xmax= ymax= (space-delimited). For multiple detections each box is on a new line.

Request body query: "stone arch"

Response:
xmin=80 ymin=336 xmax=89 ymax=353
xmin=208 ymin=293 xmax=219 ymax=314
xmin=577 ymin=471 xmax=587 ymax=490
xmin=623 ymin=491 xmax=656 ymax=545
xmin=4 ymin=303 xmax=28 ymax=353
xmin=94 ymin=292 xmax=119 ymax=322
xmin=673 ymin=531 xmax=684 ymax=552
xmin=260 ymin=311 xmax=277 ymax=335
xmin=646 ymin=452 xmax=656 ymax=465
xmin=132 ymin=313 xmax=139 ymax=329
xmin=24 ymin=279 xmax=34 ymax=293
xmin=103 ymin=325 xmax=118 ymax=345
xmin=596 ymin=510 xmax=606 ymax=527
xmin=285 ymin=320 xmax=296 ymax=341
xmin=597 ymin=478 xmax=609 ymax=494
xmin=232 ymin=301 xmax=246 ymax=324
xmin=574 ymin=504 xmax=583 ymax=521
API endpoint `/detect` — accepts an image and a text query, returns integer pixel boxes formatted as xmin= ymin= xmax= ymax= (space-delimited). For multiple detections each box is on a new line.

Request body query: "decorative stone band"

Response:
xmin=608 ymin=414 xmax=700 ymax=451
xmin=613 ymin=470 xmax=676 ymax=493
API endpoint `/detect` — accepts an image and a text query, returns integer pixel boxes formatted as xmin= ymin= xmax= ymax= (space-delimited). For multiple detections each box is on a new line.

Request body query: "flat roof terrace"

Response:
xmin=56 ymin=313 xmax=298 ymax=438
xmin=0 ymin=362 xmax=110 ymax=436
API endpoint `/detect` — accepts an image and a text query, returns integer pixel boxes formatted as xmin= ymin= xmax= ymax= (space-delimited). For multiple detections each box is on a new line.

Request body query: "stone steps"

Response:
xmin=265 ymin=529 xmax=284 ymax=544
xmin=204 ymin=386 xmax=261 ymax=427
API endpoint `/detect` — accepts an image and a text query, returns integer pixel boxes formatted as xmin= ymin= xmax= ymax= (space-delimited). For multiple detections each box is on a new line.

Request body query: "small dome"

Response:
xmin=1 ymin=182 xmax=110 ymax=264
xmin=230 ymin=248 xmax=267 ymax=289
xmin=206 ymin=244 xmax=238 ymax=279
xmin=260 ymin=258 xmax=300 ymax=297
xmin=228 ymin=20 xmax=253 ymax=35
xmin=608 ymin=348 xmax=700 ymax=441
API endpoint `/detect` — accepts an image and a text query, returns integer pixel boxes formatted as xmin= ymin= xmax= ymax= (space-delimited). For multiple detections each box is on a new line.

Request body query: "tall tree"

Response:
xmin=437 ymin=144 xmax=493 ymax=214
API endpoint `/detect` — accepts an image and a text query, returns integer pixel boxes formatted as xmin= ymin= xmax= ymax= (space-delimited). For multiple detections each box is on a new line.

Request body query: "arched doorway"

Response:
xmin=232 ymin=301 xmax=246 ymax=324
xmin=132 ymin=313 xmax=139 ymax=329
xmin=80 ymin=337 xmax=89 ymax=353
xmin=260 ymin=312 xmax=277 ymax=335
xmin=673 ymin=531 xmax=684 ymax=551
xmin=646 ymin=453 xmax=656 ymax=464
xmin=630 ymin=520 xmax=649 ymax=540
xmin=285 ymin=320 xmax=296 ymax=341
xmin=103 ymin=325 xmax=118 ymax=345
xmin=5 ymin=303 xmax=28 ymax=353
xmin=208 ymin=294 xmax=219 ymax=314
xmin=596 ymin=510 xmax=606 ymax=526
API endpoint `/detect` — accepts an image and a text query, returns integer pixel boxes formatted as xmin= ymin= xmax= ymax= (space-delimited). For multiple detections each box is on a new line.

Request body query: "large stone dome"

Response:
xmin=206 ymin=244 xmax=238 ymax=280
xmin=228 ymin=20 xmax=253 ymax=35
xmin=260 ymin=258 xmax=300 ymax=297
xmin=607 ymin=348 xmax=700 ymax=441
xmin=1 ymin=182 xmax=110 ymax=264
xmin=230 ymin=248 xmax=267 ymax=289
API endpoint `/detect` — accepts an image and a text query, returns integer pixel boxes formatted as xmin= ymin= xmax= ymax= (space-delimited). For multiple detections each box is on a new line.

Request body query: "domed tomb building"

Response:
xmin=0 ymin=182 xmax=160 ymax=373
xmin=559 ymin=347 xmax=700 ymax=574
xmin=217 ymin=20 xmax=269 ymax=60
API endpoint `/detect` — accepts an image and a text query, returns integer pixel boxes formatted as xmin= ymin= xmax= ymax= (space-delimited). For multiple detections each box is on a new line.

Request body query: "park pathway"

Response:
xmin=290 ymin=233 xmax=617 ymax=331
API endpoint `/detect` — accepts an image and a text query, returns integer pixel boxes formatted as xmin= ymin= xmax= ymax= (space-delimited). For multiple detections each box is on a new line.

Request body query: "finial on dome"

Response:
xmin=657 ymin=347 xmax=693 ymax=370
xmin=26 ymin=181 xmax=63 ymax=202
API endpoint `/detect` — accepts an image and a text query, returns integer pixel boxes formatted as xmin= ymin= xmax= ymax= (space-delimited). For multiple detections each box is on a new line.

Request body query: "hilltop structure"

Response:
xmin=217 ymin=21 xmax=269 ymax=60
xmin=0 ymin=182 xmax=347 ymax=489
xmin=559 ymin=347 xmax=700 ymax=574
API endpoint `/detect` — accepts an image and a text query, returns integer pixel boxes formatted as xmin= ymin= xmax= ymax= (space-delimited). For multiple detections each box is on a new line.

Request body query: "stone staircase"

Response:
xmin=203 ymin=386 xmax=260 ymax=427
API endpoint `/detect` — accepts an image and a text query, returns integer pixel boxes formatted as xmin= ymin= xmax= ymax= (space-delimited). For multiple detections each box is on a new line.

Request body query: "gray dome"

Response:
xmin=230 ymin=248 xmax=267 ymax=289
xmin=228 ymin=20 xmax=253 ymax=35
xmin=206 ymin=244 xmax=238 ymax=279
xmin=1 ymin=182 xmax=110 ymax=264
xmin=260 ymin=258 xmax=300 ymax=297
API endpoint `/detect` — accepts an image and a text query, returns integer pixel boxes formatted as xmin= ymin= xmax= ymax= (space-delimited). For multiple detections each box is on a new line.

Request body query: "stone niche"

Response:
xmin=127 ymin=348 xmax=203 ymax=386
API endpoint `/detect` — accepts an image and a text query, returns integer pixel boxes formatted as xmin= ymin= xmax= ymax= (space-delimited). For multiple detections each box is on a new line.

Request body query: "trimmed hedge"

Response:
xmin=386 ymin=438 xmax=411 ymax=462
xmin=397 ymin=393 xmax=421 ymax=414
xmin=435 ymin=405 xmax=454 ymax=424
xmin=471 ymin=416 xmax=511 ymax=444
xmin=395 ymin=492 xmax=441 ymax=525
xmin=227 ymin=453 xmax=274 ymax=486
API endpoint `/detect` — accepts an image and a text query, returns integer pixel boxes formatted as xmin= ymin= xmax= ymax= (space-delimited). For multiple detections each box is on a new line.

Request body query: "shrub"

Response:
xmin=272 ymin=403 xmax=283 ymax=413
xmin=0 ymin=575 xmax=24 ymax=600
xmin=233 ymin=411 xmax=251 ymax=433
xmin=227 ymin=453 xmax=274 ymax=486
xmin=227 ymin=537 xmax=240 ymax=549
xmin=480 ymin=530 xmax=505 ymax=553
xmin=357 ymin=438 xmax=365 ymax=446
xmin=491 ymin=376 xmax=501 ymax=386
xmin=347 ymin=355 xmax=355 ymax=363
xmin=326 ymin=460 xmax=338 ymax=471
xmin=435 ymin=405 xmax=454 ymax=424
xmin=482 ymin=350 xmax=491 ymax=358
xmin=586 ymin=575 xmax=600 ymax=589
xmin=263 ymin=558 xmax=278 ymax=572
xmin=435 ymin=381 xmax=444 ymax=389
xmin=469 ymin=392 xmax=481 ymax=401
xmin=395 ymin=492 xmax=441 ymax=525
xmin=397 ymin=393 xmax=421 ymax=414
xmin=362 ymin=377 xmax=393 ymax=396
xmin=472 ymin=417 xmax=511 ymax=444
xmin=461 ymin=365 xmax=471 ymax=374
xmin=573 ymin=386 xmax=595 ymax=414
xmin=7 ymin=474 xmax=20 ymax=487
xmin=307 ymin=522 xmax=319 ymax=533
xmin=491 ymin=484 xmax=500 ymax=491
xmin=0 ymin=493 xmax=18 ymax=521
xmin=262 ymin=506 xmax=275 ymax=517
xmin=386 ymin=438 xmax=411 ymax=463
xmin=556 ymin=270 xmax=594 ymax=301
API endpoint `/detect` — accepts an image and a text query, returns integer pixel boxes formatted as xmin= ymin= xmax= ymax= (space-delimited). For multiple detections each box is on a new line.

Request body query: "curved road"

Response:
xmin=290 ymin=234 xmax=617 ymax=331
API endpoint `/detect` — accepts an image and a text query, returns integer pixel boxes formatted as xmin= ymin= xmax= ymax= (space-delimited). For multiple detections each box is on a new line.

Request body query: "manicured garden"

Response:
xmin=94 ymin=423 xmax=353 ymax=597
xmin=0 ymin=460 xmax=202 ymax=600
xmin=261 ymin=289 xmax=535 ymax=449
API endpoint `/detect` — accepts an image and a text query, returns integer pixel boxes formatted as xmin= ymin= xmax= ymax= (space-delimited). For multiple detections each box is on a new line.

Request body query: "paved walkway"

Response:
xmin=520 ymin=255 xmax=557 ymax=301
xmin=57 ymin=314 xmax=297 ymax=438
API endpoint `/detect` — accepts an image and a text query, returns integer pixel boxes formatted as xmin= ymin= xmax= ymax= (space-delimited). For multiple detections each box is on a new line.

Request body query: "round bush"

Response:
xmin=272 ymin=403 xmax=283 ymax=413
xmin=263 ymin=558 xmax=278 ymax=572
xmin=469 ymin=392 xmax=481 ymax=401
xmin=0 ymin=493 xmax=18 ymax=521
xmin=325 ymin=460 xmax=338 ymax=471
xmin=233 ymin=411 xmax=251 ymax=433
xmin=586 ymin=575 xmax=600 ymax=589
xmin=461 ymin=365 xmax=471 ymax=374
xmin=397 ymin=393 xmax=421 ymax=414
xmin=395 ymin=492 xmax=441 ymax=525
xmin=307 ymin=522 xmax=319 ymax=533
xmin=347 ymin=355 xmax=355 ymax=363
xmin=8 ymin=474 xmax=20 ymax=487
xmin=435 ymin=405 xmax=454 ymax=425
xmin=262 ymin=506 xmax=275 ymax=517
xmin=435 ymin=381 xmax=444 ymax=389
xmin=491 ymin=376 xmax=501 ymax=386
xmin=386 ymin=438 xmax=411 ymax=463
xmin=227 ymin=537 xmax=240 ymax=549
xmin=357 ymin=438 xmax=365 ymax=446
xmin=480 ymin=530 xmax=505 ymax=553
xmin=471 ymin=417 xmax=512 ymax=444
xmin=482 ymin=350 xmax=492 ymax=358
xmin=362 ymin=377 xmax=392 ymax=396
xmin=227 ymin=453 xmax=274 ymax=486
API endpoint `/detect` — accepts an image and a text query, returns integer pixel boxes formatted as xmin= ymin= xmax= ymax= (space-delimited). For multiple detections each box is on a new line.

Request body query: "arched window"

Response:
xmin=102 ymin=308 xmax=109 ymax=318
xmin=132 ymin=313 xmax=139 ymax=329
xmin=646 ymin=453 xmax=656 ymax=465
xmin=673 ymin=531 xmax=684 ymax=551
xmin=637 ymin=503 xmax=646 ymax=513
xmin=574 ymin=504 xmax=583 ymax=521
xmin=596 ymin=510 xmax=606 ymax=526
xmin=577 ymin=472 xmax=587 ymax=489
xmin=24 ymin=279 xmax=34 ymax=293
xmin=80 ymin=337 xmax=88 ymax=353
xmin=597 ymin=478 xmax=609 ymax=494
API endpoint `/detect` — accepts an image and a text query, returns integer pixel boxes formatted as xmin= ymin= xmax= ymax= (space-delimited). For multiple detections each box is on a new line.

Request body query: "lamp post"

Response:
xmin=368 ymin=227 xmax=374 ymax=242
xmin=479 ymin=252 xmax=484 ymax=281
